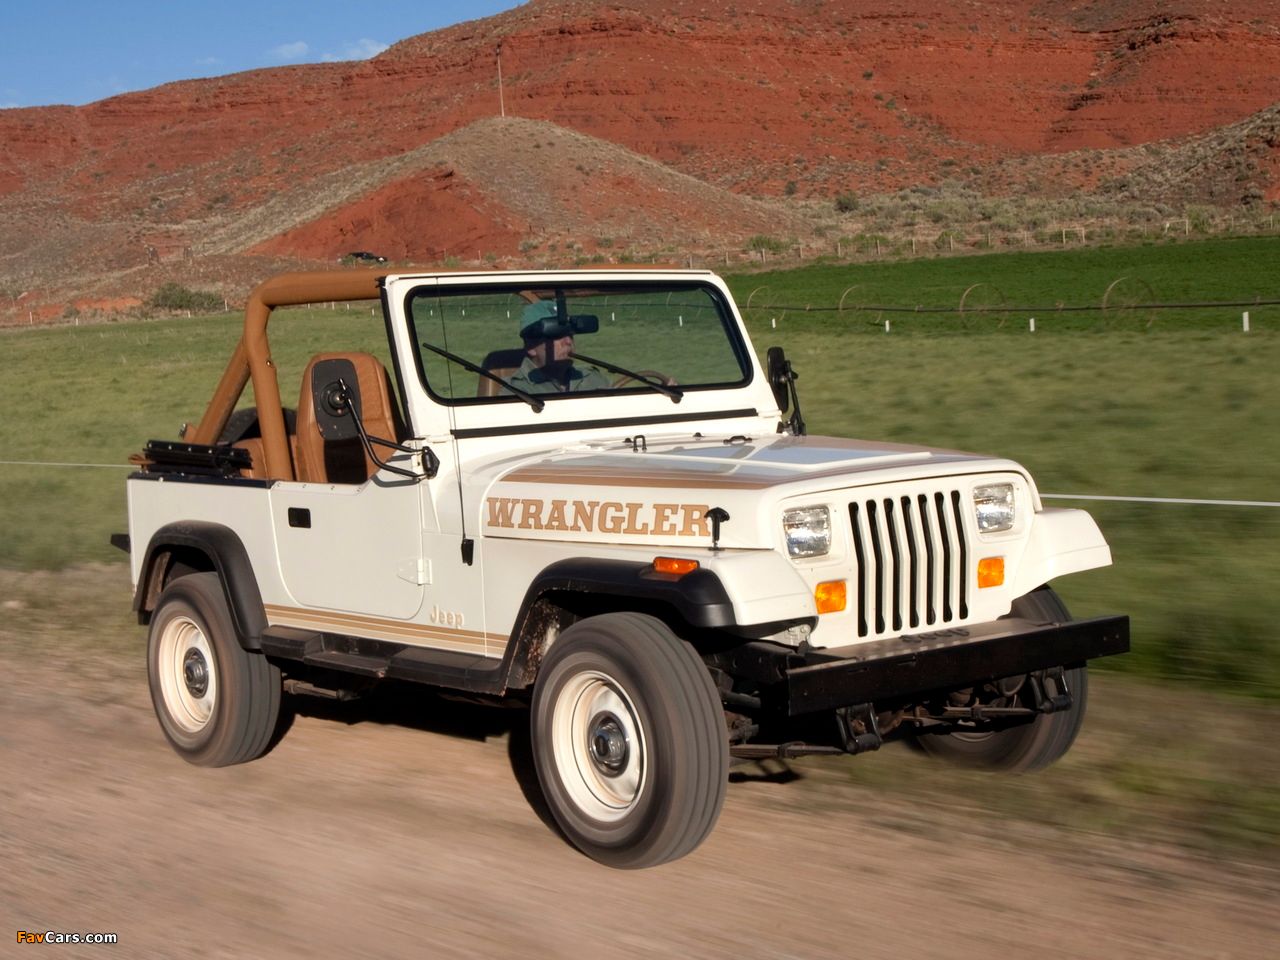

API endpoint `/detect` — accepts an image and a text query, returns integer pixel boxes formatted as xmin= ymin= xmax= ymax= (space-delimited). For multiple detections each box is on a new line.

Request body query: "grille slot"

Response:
xmin=849 ymin=489 xmax=970 ymax=638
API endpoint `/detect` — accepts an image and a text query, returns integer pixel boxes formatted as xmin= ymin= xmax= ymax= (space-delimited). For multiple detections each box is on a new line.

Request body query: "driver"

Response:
xmin=508 ymin=301 xmax=609 ymax=394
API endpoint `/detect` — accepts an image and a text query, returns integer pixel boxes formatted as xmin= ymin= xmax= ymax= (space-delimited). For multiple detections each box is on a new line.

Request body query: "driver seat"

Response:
xmin=476 ymin=348 xmax=526 ymax=397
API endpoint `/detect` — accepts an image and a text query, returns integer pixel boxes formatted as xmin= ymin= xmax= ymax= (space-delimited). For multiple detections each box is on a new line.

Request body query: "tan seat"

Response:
xmin=295 ymin=352 xmax=405 ymax=484
xmin=476 ymin=348 xmax=526 ymax=397
xmin=231 ymin=438 xmax=267 ymax=479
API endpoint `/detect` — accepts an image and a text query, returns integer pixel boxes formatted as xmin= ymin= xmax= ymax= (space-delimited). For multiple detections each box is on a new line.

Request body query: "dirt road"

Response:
xmin=2 ymin=578 xmax=1277 ymax=960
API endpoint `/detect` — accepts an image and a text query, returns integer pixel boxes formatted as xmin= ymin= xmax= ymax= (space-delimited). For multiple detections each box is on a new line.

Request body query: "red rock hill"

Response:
xmin=1 ymin=0 xmax=1277 ymax=314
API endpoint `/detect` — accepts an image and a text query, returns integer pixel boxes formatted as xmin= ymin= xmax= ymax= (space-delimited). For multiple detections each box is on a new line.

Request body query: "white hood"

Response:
xmin=478 ymin=433 xmax=1031 ymax=550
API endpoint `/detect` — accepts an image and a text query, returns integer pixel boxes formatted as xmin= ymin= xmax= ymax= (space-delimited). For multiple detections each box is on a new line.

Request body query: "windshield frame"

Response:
xmin=401 ymin=279 xmax=755 ymax=408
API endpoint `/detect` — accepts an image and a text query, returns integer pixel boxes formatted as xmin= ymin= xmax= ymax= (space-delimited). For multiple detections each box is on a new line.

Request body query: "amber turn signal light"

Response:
xmin=653 ymin=557 xmax=700 ymax=576
xmin=977 ymin=556 xmax=1005 ymax=588
xmin=814 ymin=579 xmax=847 ymax=614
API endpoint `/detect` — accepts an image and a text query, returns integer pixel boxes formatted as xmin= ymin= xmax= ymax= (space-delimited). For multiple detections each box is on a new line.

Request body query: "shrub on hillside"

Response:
xmin=746 ymin=235 xmax=788 ymax=254
xmin=148 ymin=282 xmax=223 ymax=313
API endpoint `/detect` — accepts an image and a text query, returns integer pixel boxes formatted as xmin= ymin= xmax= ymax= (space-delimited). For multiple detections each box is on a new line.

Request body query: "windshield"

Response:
xmin=405 ymin=281 xmax=752 ymax=404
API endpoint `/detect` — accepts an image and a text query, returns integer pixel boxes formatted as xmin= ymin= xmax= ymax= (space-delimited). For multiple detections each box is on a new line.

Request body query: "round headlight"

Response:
xmin=783 ymin=505 xmax=831 ymax=558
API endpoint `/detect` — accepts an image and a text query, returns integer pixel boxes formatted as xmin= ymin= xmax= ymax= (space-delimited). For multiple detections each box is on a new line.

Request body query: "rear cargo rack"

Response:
xmin=136 ymin=439 xmax=252 ymax=477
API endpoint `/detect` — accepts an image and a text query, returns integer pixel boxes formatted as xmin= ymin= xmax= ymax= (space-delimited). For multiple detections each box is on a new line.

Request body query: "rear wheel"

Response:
xmin=531 ymin=612 xmax=728 ymax=868
xmin=914 ymin=587 xmax=1088 ymax=773
xmin=147 ymin=572 xmax=281 ymax=767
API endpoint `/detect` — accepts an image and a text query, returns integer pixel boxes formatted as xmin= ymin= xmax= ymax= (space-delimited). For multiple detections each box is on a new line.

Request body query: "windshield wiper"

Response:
xmin=571 ymin=351 xmax=683 ymax=403
xmin=420 ymin=341 xmax=544 ymax=413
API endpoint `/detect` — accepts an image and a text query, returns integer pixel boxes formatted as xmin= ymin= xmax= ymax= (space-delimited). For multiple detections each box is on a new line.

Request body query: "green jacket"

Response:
xmin=506 ymin=357 xmax=610 ymax=395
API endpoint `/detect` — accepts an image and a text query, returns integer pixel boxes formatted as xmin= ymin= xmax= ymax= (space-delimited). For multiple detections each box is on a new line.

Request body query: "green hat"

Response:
xmin=520 ymin=301 xmax=558 ymax=339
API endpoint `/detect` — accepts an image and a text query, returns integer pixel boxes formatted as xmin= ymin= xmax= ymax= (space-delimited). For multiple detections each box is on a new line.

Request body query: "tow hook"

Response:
xmin=1030 ymin=667 xmax=1074 ymax=714
xmin=836 ymin=703 xmax=883 ymax=755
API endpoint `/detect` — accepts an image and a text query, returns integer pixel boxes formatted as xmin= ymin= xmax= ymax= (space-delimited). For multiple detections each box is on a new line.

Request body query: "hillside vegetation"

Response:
xmin=2 ymin=0 xmax=1279 ymax=319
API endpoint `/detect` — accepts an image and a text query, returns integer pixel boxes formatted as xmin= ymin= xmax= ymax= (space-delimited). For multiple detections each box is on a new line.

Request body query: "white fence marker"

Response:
xmin=771 ymin=317 xmax=776 ymax=329
xmin=1029 ymin=317 xmax=1036 ymax=332
xmin=884 ymin=319 xmax=891 ymax=333
xmin=1243 ymin=310 xmax=1250 ymax=332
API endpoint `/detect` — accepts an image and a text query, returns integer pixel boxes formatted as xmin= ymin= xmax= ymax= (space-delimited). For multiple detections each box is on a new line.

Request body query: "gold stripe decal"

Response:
xmin=505 ymin=468 xmax=776 ymax=490
xmin=263 ymin=604 xmax=501 ymax=648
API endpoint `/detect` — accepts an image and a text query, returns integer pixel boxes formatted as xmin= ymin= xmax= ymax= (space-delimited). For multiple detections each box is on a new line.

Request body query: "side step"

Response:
xmin=260 ymin=626 xmax=509 ymax=694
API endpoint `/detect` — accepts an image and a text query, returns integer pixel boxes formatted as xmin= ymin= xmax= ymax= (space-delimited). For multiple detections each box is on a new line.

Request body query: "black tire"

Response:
xmin=914 ymin=587 xmax=1088 ymax=773
xmin=530 ymin=612 xmax=728 ymax=868
xmin=147 ymin=572 xmax=282 ymax=767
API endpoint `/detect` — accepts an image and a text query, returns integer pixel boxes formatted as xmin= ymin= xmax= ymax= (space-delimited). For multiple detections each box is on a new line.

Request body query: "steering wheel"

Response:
xmin=612 ymin=370 xmax=676 ymax=388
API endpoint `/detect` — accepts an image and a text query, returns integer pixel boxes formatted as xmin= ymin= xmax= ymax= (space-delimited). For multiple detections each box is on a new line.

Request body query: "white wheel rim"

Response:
xmin=550 ymin=670 xmax=646 ymax=823
xmin=157 ymin=615 xmax=217 ymax=734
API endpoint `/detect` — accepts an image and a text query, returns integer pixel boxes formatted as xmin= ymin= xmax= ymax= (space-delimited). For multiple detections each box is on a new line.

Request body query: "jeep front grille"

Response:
xmin=848 ymin=490 xmax=969 ymax=638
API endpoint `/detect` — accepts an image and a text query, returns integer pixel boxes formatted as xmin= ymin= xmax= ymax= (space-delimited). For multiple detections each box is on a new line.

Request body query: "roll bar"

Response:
xmin=188 ymin=270 xmax=389 ymax=481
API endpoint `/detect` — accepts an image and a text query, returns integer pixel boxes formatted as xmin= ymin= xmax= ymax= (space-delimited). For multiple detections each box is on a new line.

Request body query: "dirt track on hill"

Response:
xmin=2 ymin=649 xmax=1277 ymax=960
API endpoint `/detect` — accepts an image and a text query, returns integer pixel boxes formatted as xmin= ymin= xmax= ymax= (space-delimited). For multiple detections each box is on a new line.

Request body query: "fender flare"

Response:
xmin=499 ymin=557 xmax=736 ymax=689
xmin=516 ymin=557 xmax=736 ymax=629
xmin=134 ymin=521 xmax=266 ymax=650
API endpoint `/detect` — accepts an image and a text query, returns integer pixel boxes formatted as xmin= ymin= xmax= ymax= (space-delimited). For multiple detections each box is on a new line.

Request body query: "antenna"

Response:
xmin=496 ymin=44 xmax=505 ymax=118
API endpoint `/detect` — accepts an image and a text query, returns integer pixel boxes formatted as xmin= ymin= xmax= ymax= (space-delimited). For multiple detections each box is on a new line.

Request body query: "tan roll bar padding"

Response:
xmin=189 ymin=270 xmax=391 ymax=481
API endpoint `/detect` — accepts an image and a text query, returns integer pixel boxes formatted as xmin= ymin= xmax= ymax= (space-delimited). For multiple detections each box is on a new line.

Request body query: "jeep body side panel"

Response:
xmin=127 ymin=470 xmax=500 ymax=659
xmin=267 ymin=478 xmax=425 ymax=619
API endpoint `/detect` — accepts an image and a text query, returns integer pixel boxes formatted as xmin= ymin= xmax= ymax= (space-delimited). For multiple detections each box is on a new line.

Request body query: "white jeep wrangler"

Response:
xmin=122 ymin=268 xmax=1128 ymax=868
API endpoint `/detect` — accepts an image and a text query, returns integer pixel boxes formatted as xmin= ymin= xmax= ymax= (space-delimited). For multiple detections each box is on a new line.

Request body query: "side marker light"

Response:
xmin=653 ymin=557 xmax=699 ymax=576
xmin=977 ymin=557 xmax=1005 ymax=588
xmin=815 ymin=579 xmax=847 ymax=614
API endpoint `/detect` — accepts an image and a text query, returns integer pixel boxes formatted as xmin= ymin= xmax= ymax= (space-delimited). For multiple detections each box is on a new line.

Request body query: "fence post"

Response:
xmin=1243 ymin=311 xmax=1250 ymax=333
xmin=1029 ymin=317 xmax=1036 ymax=333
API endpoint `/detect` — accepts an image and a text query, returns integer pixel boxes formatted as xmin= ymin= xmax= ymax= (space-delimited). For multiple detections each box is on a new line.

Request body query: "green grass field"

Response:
xmin=4 ymin=237 xmax=1278 ymax=701
xmin=726 ymin=235 xmax=1280 ymax=332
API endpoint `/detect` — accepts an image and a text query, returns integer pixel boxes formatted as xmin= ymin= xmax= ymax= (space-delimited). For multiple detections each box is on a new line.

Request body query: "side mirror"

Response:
xmin=766 ymin=346 xmax=807 ymax=436
xmin=766 ymin=346 xmax=791 ymax=411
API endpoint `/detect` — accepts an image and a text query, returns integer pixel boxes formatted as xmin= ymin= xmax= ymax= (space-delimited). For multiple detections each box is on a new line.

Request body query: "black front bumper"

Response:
xmin=783 ymin=615 xmax=1130 ymax=715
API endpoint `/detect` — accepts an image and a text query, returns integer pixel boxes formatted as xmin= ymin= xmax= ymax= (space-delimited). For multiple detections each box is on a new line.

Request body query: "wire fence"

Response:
xmin=732 ymin=283 xmax=1277 ymax=333
xmin=3 ymin=461 xmax=1277 ymax=511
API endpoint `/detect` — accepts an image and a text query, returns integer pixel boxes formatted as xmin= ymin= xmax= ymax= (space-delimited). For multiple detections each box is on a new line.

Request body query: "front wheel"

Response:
xmin=147 ymin=572 xmax=281 ymax=767
xmin=913 ymin=587 xmax=1088 ymax=773
xmin=530 ymin=612 xmax=728 ymax=868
